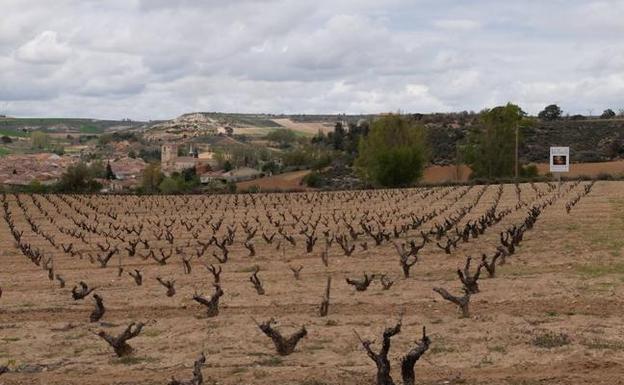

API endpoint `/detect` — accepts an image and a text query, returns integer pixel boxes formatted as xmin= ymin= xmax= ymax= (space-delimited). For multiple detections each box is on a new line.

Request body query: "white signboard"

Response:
xmin=550 ymin=146 xmax=569 ymax=173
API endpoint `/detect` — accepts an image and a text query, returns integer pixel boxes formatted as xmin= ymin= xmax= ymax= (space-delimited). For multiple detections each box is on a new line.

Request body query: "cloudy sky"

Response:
xmin=1 ymin=0 xmax=623 ymax=120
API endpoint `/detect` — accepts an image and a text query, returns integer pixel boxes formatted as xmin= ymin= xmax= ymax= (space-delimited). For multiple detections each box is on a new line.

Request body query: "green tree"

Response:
xmin=332 ymin=121 xmax=345 ymax=150
xmin=27 ymin=180 xmax=48 ymax=193
xmin=105 ymin=162 xmax=116 ymax=180
xmin=462 ymin=103 xmax=529 ymax=179
xmin=159 ymin=177 xmax=181 ymax=194
xmin=266 ymin=129 xmax=297 ymax=147
xmin=31 ymin=131 xmax=50 ymax=149
xmin=88 ymin=160 xmax=106 ymax=179
xmin=601 ymin=109 xmax=616 ymax=119
xmin=56 ymin=162 xmax=102 ymax=193
xmin=355 ymin=114 xmax=428 ymax=187
xmin=141 ymin=163 xmax=164 ymax=193
xmin=538 ymin=104 xmax=562 ymax=121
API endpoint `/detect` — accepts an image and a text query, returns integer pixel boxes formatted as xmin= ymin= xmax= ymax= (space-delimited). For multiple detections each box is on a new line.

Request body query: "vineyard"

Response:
xmin=0 ymin=182 xmax=623 ymax=385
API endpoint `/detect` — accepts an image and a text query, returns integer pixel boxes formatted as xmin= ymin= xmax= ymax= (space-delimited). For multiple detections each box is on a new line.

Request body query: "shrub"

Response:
xmin=55 ymin=162 xmax=103 ymax=193
xmin=596 ymin=172 xmax=614 ymax=180
xmin=158 ymin=177 xmax=181 ymax=194
xmin=355 ymin=114 xmax=427 ymax=187
xmin=519 ymin=164 xmax=539 ymax=178
xmin=531 ymin=332 xmax=571 ymax=348
xmin=302 ymin=171 xmax=323 ymax=188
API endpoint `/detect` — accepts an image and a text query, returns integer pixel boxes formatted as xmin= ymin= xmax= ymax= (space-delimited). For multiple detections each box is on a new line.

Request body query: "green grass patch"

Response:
xmin=588 ymin=198 xmax=624 ymax=256
xmin=0 ymin=128 xmax=28 ymax=137
xmin=79 ymin=125 xmax=103 ymax=134
xmin=111 ymin=356 xmax=158 ymax=365
xmin=531 ymin=331 xmax=571 ymax=349
xmin=237 ymin=265 xmax=260 ymax=273
xmin=0 ymin=147 xmax=10 ymax=156
xmin=255 ymin=356 xmax=283 ymax=366
xmin=142 ymin=329 xmax=162 ymax=338
xmin=575 ymin=263 xmax=624 ymax=278
xmin=488 ymin=345 xmax=508 ymax=354
xmin=582 ymin=338 xmax=624 ymax=351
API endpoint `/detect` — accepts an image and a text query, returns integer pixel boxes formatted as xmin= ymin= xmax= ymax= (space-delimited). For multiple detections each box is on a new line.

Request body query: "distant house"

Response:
xmin=0 ymin=153 xmax=75 ymax=186
xmin=161 ymin=143 xmax=215 ymax=175
xmin=200 ymin=171 xmax=225 ymax=184
xmin=199 ymin=167 xmax=263 ymax=184
xmin=108 ymin=157 xmax=147 ymax=181
xmin=222 ymin=167 xmax=263 ymax=182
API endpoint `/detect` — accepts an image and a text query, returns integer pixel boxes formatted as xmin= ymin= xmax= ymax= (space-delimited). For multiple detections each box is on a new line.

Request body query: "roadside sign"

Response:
xmin=550 ymin=147 xmax=569 ymax=173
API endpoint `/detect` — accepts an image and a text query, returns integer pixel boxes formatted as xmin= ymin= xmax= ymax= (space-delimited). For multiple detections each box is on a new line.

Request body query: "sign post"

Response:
xmin=549 ymin=146 xmax=569 ymax=186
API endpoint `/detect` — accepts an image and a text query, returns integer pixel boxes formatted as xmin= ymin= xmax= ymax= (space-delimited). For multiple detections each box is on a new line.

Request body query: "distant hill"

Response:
xmin=0 ymin=117 xmax=144 ymax=136
xmin=5 ymin=113 xmax=624 ymax=166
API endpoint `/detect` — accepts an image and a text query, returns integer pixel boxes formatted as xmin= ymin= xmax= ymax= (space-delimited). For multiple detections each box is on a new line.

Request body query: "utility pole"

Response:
xmin=514 ymin=121 xmax=519 ymax=179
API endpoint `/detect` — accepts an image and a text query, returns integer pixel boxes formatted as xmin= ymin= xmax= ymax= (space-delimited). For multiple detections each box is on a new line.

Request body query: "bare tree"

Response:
xmin=182 ymin=256 xmax=192 ymax=275
xmin=255 ymin=318 xmax=307 ymax=356
xmin=289 ymin=265 xmax=303 ymax=280
xmin=249 ymin=267 xmax=265 ymax=295
xmin=346 ymin=273 xmax=372 ymax=291
xmin=168 ymin=352 xmax=206 ymax=385
xmin=379 ymin=274 xmax=394 ymax=290
xmin=319 ymin=276 xmax=331 ymax=317
xmin=206 ymin=264 xmax=221 ymax=283
xmin=90 ymin=293 xmax=106 ymax=323
xmin=55 ymin=274 xmax=65 ymax=288
xmin=72 ymin=281 xmax=95 ymax=300
xmin=481 ymin=251 xmax=500 ymax=278
xmin=192 ymin=285 xmax=224 ymax=318
xmin=355 ymin=318 xmax=430 ymax=385
xmin=457 ymin=256 xmax=483 ymax=294
xmin=433 ymin=287 xmax=470 ymax=318
xmin=157 ymin=277 xmax=176 ymax=297
xmin=96 ymin=322 xmax=145 ymax=357
xmin=129 ymin=269 xmax=143 ymax=286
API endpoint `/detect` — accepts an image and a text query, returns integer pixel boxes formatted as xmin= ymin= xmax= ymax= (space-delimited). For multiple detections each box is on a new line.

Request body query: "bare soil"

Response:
xmin=1 ymin=182 xmax=623 ymax=385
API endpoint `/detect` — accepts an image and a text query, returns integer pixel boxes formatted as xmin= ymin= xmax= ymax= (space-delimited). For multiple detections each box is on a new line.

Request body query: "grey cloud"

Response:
xmin=0 ymin=0 xmax=622 ymax=120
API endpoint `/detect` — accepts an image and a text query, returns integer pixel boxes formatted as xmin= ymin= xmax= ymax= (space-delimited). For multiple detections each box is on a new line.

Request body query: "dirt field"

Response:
xmin=1 ymin=182 xmax=623 ymax=385
xmin=271 ymin=119 xmax=334 ymax=135
xmin=536 ymin=160 xmax=624 ymax=178
xmin=237 ymin=170 xmax=311 ymax=191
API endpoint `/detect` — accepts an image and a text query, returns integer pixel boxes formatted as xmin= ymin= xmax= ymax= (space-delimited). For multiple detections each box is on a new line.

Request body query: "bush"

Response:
xmin=55 ymin=162 xmax=102 ymax=193
xmin=1 ymin=135 xmax=12 ymax=144
xmin=158 ymin=177 xmax=181 ymax=194
xmin=302 ymin=171 xmax=323 ymax=188
xmin=246 ymin=185 xmax=261 ymax=193
xmin=355 ymin=114 xmax=427 ymax=187
xmin=519 ymin=164 xmax=539 ymax=178
xmin=531 ymin=332 xmax=571 ymax=349
xmin=463 ymin=103 xmax=528 ymax=179
xmin=596 ymin=172 xmax=614 ymax=180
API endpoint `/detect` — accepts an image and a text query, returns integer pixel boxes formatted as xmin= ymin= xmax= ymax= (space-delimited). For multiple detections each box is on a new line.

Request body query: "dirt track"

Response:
xmin=1 ymin=182 xmax=623 ymax=385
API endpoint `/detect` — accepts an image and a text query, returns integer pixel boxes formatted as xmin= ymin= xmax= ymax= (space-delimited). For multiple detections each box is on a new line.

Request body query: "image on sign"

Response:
xmin=553 ymin=155 xmax=567 ymax=166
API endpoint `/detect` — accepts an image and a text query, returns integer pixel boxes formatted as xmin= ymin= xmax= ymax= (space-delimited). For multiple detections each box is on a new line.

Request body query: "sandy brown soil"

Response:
xmin=1 ymin=182 xmax=623 ymax=385
xmin=271 ymin=119 xmax=335 ymax=135
xmin=237 ymin=170 xmax=311 ymax=191
xmin=536 ymin=160 xmax=624 ymax=178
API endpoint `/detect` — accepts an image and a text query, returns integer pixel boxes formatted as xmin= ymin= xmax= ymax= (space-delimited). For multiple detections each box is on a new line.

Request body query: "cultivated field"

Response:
xmin=1 ymin=182 xmax=623 ymax=385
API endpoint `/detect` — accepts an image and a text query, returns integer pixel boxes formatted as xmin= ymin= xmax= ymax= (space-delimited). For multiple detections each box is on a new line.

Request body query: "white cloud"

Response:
xmin=15 ymin=31 xmax=71 ymax=64
xmin=0 ymin=1 xmax=622 ymax=119
xmin=433 ymin=19 xmax=481 ymax=31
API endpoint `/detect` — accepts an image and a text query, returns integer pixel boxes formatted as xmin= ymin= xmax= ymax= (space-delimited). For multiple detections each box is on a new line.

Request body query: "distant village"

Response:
xmin=0 ymin=113 xmax=296 ymax=192
xmin=0 ymin=143 xmax=265 ymax=192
